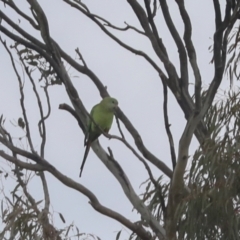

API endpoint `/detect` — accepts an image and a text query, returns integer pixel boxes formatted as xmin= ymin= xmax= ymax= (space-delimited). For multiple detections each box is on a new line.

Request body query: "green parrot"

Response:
xmin=79 ymin=97 xmax=118 ymax=177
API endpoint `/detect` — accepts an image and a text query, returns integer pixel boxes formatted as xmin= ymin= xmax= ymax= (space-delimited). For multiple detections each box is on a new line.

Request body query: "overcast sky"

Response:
xmin=0 ymin=1 xmax=230 ymax=239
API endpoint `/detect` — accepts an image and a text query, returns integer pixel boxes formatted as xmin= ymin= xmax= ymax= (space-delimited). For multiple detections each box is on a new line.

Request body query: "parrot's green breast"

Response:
xmin=87 ymin=103 xmax=114 ymax=142
xmin=91 ymin=107 xmax=114 ymax=132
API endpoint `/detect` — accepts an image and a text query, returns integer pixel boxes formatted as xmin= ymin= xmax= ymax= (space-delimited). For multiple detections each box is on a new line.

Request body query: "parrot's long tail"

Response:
xmin=79 ymin=142 xmax=91 ymax=177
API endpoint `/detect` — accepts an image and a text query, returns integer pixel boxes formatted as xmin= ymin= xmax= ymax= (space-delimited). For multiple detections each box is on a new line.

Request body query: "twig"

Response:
xmin=1 ymin=0 xmax=39 ymax=29
xmin=92 ymin=13 xmax=146 ymax=35
xmin=124 ymin=22 xmax=146 ymax=35
xmin=0 ymin=23 xmax=62 ymax=78
xmin=16 ymin=47 xmax=50 ymax=158
xmin=73 ymin=0 xmax=90 ymax=13
xmin=75 ymin=48 xmax=87 ymax=67
xmin=104 ymin=20 xmax=146 ymax=36
xmin=144 ymin=0 xmax=167 ymax=56
xmin=62 ymin=0 xmax=166 ymax=76
xmin=59 ymin=103 xmax=86 ymax=133
xmin=0 ymin=37 xmax=35 ymax=153
xmin=115 ymin=116 xmax=125 ymax=139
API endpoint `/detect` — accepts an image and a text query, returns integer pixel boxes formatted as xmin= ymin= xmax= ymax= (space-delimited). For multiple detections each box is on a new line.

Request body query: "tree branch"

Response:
xmin=162 ymin=79 xmax=176 ymax=169
xmin=1 ymin=0 xmax=39 ymax=29
xmin=0 ymin=151 xmax=45 ymax=171
xmin=159 ymin=0 xmax=188 ymax=91
xmin=176 ymin=0 xmax=202 ymax=112
xmin=0 ymin=144 xmax=155 ymax=240
xmin=26 ymin=0 xmax=64 ymax=76
xmin=62 ymin=0 xmax=208 ymax=148
xmin=0 ymin=38 xmax=36 ymax=153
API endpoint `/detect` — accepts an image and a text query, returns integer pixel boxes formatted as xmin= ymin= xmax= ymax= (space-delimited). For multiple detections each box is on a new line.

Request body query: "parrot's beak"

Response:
xmin=114 ymin=105 xmax=118 ymax=110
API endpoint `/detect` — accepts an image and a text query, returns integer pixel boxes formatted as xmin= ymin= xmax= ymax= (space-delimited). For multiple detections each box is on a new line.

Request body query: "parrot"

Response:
xmin=79 ymin=97 xmax=118 ymax=177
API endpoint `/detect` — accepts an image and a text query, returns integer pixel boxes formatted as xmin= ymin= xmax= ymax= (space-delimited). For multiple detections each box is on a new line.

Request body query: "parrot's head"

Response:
xmin=101 ymin=97 xmax=118 ymax=112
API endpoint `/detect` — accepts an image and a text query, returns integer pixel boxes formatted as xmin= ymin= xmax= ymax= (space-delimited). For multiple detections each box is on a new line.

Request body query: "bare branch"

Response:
xmin=152 ymin=0 xmax=157 ymax=18
xmin=166 ymin=107 xmax=207 ymax=238
xmin=62 ymin=0 xmax=165 ymax=76
xmin=16 ymin=49 xmax=50 ymax=158
xmin=144 ymin=0 xmax=168 ymax=56
xmin=0 ymin=151 xmax=45 ymax=171
xmin=39 ymin=172 xmax=51 ymax=224
xmin=0 ymin=24 xmax=61 ymax=76
xmin=91 ymin=13 xmax=146 ymax=35
xmin=89 ymin=141 xmax=166 ymax=239
xmin=0 ymin=146 xmax=152 ymax=240
xmin=126 ymin=0 xmax=209 ymax=146
xmin=1 ymin=0 xmax=39 ymax=29
xmin=159 ymin=0 xmax=188 ymax=90
xmin=162 ymin=79 xmax=176 ymax=169
xmin=1 ymin=108 xmax=166 ymax=238
xmin=125 ymin=21 xmax=146 ymax=35
xmin=57 ymin=1 xmax=173 ymax=178
xmin=204 ymin=0 xmax=238 ymax=113
xmin=27 ymin=0 xmax=62 ymax=67
xmin=75 ymin=47 xmax=87 ymax=67
xmin=72 ymin=0 xmax=90 ymax=13
xmin=0 ymin=38 xmax=36 ymax=153
xmin=117 ymin=108 xmax=173 ymax=178
xmin=40 ymin=85 xmax=51 ymax=155
xmin=15 ymin=171 xmax=41 ymax=215
xmin=0 ymin=121 xmax=39 ymax=217
xmin=109 ymin=134 xmax=159 ymax=183
xmin=0 ymin=9 xmax=46 ymax=50
xmin=127 ymin=0 xmax=170 ymax=63
xmin=104 ymin=20 xmax=146 ymax=36
xmin=61 ymin=101 xmax=165 ymax=236
xmin=176 ymin=0 xmax=202 ymax=112
xmin=59 ymin=103 xmax=86 ymax=133
xmin=213 ymin=0 xmax=222 ymax=29
xmin=115 ymin=116 xmax=125 ymax=140
xmin=166 ymin=41 xmax=240 ymax=234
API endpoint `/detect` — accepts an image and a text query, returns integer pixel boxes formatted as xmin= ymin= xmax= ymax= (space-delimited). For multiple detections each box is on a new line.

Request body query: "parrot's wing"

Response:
xmin=80 ymin=99 xmax=116 ymax=177
xmin=81 ymin=104 xmax=100 ymax=177
xmin=84 ymin=104 xmax=98 ymax=146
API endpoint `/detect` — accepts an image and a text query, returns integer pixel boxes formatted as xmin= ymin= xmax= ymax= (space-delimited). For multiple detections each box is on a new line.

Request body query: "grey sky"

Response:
xmin=0 ymin=0 xmax=226 ymax=239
